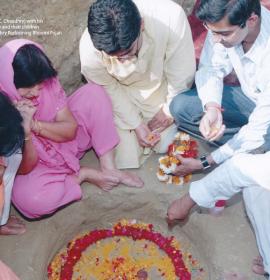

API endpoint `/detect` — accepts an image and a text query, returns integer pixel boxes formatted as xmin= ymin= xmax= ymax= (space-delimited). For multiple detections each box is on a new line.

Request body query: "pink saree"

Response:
xmin=0 ymin=39 xmax=119 ymax=218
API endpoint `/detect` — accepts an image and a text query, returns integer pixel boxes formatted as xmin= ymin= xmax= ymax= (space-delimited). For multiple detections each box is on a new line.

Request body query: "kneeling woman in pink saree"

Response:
xmin=0 ymin=39 xmax=143 ymax=219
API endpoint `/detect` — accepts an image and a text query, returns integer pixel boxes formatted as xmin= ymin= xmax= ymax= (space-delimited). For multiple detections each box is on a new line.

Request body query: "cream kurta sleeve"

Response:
xmin=163 ymin=7 xmax=196 ymax=116
xmin=80 ymin=31 xmax=142 ymax=130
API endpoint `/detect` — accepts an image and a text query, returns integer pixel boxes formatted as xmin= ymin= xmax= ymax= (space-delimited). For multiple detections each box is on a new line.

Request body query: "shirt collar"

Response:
xmin=240 ymin=6 xmax=270 ymax=63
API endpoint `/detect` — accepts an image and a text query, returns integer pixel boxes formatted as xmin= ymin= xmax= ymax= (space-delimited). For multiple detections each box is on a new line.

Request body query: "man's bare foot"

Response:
xmin=167 ymin=193 xmax=195 ymax=221
xmin=0 ymin=215 xmax=26 ymax=235
xmin=252 ymin=255 xmax=266 ymax=275
xmin=223 ymin=272 xmax=247 ymax=280
xmin=79 ymin=167 xmax=120 ymax=191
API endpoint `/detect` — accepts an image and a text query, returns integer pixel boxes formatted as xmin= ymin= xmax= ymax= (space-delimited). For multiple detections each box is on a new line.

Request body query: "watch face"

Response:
xmin=200 ymin=156 xmax=210 ymax=169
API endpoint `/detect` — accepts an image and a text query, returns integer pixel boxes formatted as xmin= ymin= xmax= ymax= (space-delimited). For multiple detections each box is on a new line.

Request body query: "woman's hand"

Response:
xmin=15 ymin=100 xmax=36 ymax=136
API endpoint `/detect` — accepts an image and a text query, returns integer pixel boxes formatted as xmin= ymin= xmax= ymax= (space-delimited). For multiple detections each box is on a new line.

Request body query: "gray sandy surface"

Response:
xmin=0 ymin=142 xmax=265 ymax=279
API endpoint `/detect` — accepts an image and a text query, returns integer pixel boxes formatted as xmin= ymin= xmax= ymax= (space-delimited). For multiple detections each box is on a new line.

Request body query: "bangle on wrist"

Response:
xmin=200 ymin=155 xmax=211 ymax=170
xmin=205 ymin=104 xmax=224 ymax=112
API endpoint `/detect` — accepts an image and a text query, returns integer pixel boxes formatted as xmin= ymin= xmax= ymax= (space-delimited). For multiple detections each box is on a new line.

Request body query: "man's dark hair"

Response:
xmin=196 ymin=0 xmax=261 ymax=27
xmin=88 ymin=0 xmax=142 ymax=54
xmin=13 ymin=44 xmax=57 ymax=89
xmin=0 ymin=92 xmax=24 ymax=157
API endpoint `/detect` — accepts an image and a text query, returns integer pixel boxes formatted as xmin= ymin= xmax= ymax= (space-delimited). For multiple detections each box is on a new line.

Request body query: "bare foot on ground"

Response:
xmin=79 ymin=167 xmax=143 ymax=191
xmin=79 ymin=167 xmax=120 ymax=191
xmin=223 ymin=272 xmax=247 ymax=280
xmin=252 ymin=255 xmax=266 ymax=275
xmin=0 ymin=215 xmax=26 ymax=235
xmin=167 ymin=193 xmax=195 ymax=221
xmin=108 ymin=169 xmax=144 ymax=188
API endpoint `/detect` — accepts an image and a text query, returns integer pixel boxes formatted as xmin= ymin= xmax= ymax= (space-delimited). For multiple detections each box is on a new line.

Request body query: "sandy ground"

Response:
xmin=0 ymin=140 xmax=265 ymax=280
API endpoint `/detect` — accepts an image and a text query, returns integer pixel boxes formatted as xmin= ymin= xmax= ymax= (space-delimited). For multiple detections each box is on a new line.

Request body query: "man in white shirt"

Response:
xmin=80 ymin=0 xmax=195 ymax=168
xmin=171 ymin=0 xmax=270 ymax=148
xmin=167 ymin=0 xmax=270 ymax=279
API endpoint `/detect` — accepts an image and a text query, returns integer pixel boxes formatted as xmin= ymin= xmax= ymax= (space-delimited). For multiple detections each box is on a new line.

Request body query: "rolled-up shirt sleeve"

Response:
xmin=163 ymin=7 xmax=196 ymax=116
xmin=195 ymin=33 xmax=233 ymax=108
xmin=212 ymin=85 xmax=270 ymax=164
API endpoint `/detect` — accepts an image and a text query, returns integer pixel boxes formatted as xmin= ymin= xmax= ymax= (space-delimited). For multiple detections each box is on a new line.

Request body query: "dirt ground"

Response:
xmin=0 ymin=143 xmax=265 ymax=280
xmin=0 ymin=0 xmax=266 ymax=279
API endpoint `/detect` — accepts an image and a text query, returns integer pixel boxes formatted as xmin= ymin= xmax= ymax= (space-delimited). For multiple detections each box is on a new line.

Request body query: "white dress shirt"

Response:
xmin=195 ymin=6 xmax=270 ymax=164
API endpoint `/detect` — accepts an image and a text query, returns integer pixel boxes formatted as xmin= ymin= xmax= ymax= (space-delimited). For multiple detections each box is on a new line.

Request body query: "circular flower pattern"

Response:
xmin=48 ymin=220 xmax=204 ymax=280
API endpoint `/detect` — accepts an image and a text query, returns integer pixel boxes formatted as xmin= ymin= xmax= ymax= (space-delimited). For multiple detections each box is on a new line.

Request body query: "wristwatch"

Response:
xmin=200 ymin=155 xmax=211 ymax=170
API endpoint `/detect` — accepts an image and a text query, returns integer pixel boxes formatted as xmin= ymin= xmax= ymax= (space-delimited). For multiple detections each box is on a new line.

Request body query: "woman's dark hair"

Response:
xmin=12 ymin=44 xmax=57 ymax=89
xmin=196 ymin=0 xmax=261 ymax=27
xmin=88 ymin=0 xmax=142 ymax=54
xmin=0 ymin=92 xmax=24 ymax=157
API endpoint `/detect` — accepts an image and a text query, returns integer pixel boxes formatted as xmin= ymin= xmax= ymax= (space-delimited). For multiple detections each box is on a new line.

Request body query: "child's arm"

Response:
xmin=17 ymin=135 xmax=38 ymax=175
xmin=15 ymin=101 xmax=38 ymax=174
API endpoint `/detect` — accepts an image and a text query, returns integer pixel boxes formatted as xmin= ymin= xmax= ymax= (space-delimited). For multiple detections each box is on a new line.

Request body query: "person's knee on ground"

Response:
xmin=12 ymin=181 xmax=80 ymax=219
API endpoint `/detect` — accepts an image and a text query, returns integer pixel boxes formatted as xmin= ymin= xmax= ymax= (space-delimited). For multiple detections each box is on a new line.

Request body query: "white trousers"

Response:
xmin=0 ymin=152 xmax=21 ymax=226
xmin=190 ymin=152 xmax=270 ymax=277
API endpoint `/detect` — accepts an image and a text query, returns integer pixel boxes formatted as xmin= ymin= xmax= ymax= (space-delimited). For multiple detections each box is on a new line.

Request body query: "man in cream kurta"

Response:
xmin=80 ymin=0 xmax=195 ymax=168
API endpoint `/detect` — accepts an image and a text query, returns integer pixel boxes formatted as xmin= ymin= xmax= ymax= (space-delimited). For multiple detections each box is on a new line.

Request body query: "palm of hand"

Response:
xmin=200 ymin=109 xmax=223 ymax=140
